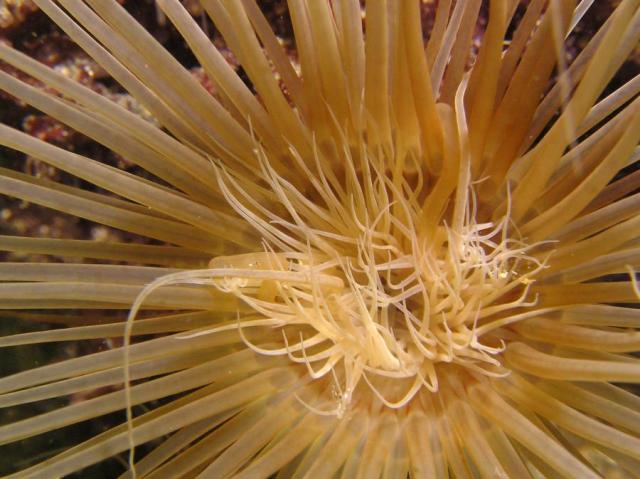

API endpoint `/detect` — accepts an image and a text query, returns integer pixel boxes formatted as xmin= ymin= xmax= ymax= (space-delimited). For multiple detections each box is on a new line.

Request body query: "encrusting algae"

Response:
xmin=0 ymin=0 xmax=639 ymax=477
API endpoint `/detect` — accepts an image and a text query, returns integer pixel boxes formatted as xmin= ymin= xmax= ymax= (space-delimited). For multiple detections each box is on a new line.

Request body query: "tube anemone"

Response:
xmin=0 ymin=0 xmax=639 ymax=477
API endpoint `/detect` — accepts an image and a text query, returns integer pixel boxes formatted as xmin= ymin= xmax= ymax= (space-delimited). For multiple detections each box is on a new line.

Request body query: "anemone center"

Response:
xmin=207 ymin=193 xmax=542 ymax=413
xmin=197 ymin=132 xmax=550 ymax=413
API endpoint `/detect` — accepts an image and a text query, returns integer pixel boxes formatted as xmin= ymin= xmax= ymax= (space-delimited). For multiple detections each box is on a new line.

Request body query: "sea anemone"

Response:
xmin=0 ymin=0 xmax=639 ymax=477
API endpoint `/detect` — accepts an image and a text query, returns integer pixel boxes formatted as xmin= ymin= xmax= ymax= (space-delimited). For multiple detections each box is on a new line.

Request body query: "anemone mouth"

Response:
xmin=130 ymin=132 xmax=548 ymax=415
xmin=194 ymin=96 xmax=549 ymax=413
